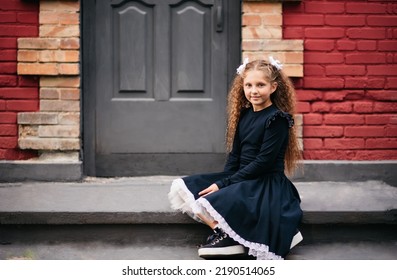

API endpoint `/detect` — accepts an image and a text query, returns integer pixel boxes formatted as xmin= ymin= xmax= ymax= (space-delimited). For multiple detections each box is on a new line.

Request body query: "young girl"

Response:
xmin=168 ymin=57 xmax=303 ymax=260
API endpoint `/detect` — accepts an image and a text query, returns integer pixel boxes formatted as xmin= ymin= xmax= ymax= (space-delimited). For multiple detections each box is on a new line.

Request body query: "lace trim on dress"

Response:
xmin=168 ymin=178 xmax=214 ymax=223
xmin=265 ymin=110 xmax=294 ymax=129
xmin=197 ymin=197 xmax=283 ymax=260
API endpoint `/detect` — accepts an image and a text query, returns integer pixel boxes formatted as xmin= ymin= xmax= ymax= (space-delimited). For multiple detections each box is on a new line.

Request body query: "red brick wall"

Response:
xmin=284 ymin=0 xmax=397 ymax=160
xmin=0 ymin=0 xmax=39 ymax=159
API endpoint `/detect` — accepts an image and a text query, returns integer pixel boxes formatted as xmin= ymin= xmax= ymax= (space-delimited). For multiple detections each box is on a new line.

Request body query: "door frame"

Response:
xmin=82 ymin=0 xmax=241 ymax=177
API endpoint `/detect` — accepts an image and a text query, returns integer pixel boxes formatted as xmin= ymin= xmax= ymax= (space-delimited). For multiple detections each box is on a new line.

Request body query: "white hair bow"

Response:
xmin=236 ymin=57 xmax=249 ymax=75
xmin=269 ymin=56 xmax=283 ymax=70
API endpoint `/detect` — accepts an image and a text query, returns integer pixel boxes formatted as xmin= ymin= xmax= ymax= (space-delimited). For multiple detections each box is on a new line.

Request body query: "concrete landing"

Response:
xmin=0 ymin=177 xmax=396 ymax=225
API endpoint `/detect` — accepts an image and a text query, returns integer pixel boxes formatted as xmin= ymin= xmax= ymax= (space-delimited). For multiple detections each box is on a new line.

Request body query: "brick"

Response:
xmin=0 ymin=63 xmax=17 ymax=74
xmin=18 ymin=112 xmax=58 ymax=125
xmin=0 ymin=50 xmax=17 ymax=61
xmin=38 ymin=50 xmax=79 ymax=63
xmin=304 ymin=65 xmax=325 ymax=76
xmin=296 ymin=90 xmax=322 ymax=101
xmin=346 ymin=3 xmax=386 ymax=14
xmin=386 ymin=78 xmax=397 ymax=89
xmin=40 ymin=100 xmax=80 ymax=112
xmin=58 ymin=63 xmax=79 ymax=75
xmin=242 ymin=27 xmax=282 ymax=39
xmin=38 ymin=125 xmax=80 ymax=138
xmin=331 ymin=102 xmax=353 ymax=113
xmin=385 ymin=125 xmax=397 ymax=137
xmin=347 ymin=28 xmax=386 ymax=39
xmin=18 ymin=76 xmax=39 ymax=87
xmin=367 ymin=16 xmax=397 ymax=26
xmin=296 ymin=102 xmax=310 ymax=113
xmin=242 ymin=15 xmax=261 ymax=26
xmin=242 ymin=40 xmax=262 ymax=51
xmin=346 ymin=53 xmax=386 ymax=64
xmin=243 ymin=3 xmax=281 ymax=14
xmin=304 ymin=40 xmax=334 ymax=51
xmin=0 ymin=12 xmax=17 ymax=23
xmin=304 ymin=77 xmax=344 ymax=89
xmin=336 ymin=40 xmax=356 ymax=51
xmin=0 ymin=88 xmax=38 ymax=99
xmin=325 ymin=15 xmax=366 ymax=26
xmin=379 ymin=40 xmax=397 ymax=51
xmin=312 ymin=102 xmax=331 ymax=113
xmin=354 ymin=150 xmax=397 ymax=160
xmin=0 ymin=148 xmax=37 ymax=160
xmin=366 ymin=114 xmax=395 ymax=125
xmin=6 ymin=100 xmax=38 ymax=112
xmin=261 ymin=39 xmax=303 ymax=51
xmin=305 ymin=53 xmax=344 ymax=64
xmin=304 ymin=126 xmax=344 ymax=137
xmin=260 ymin=14 xmax=282 ymax=26
xmin=0 ymin=75 xmax=17 ymax=87
xmin=60 ymin=38 xmax=80 ymax=50
xmin=367 ymin=65 xmax=397 ymax=75
xmin=325 ymin=65 xmax=366 ymax=76
xmin=58 ymin=113 xmax=80 ymax=125
xmin=0 ymin=112 xmax=17 ymax=123
xmin=324 ymin=114 xmax=365 ymax=125
xmin=305 ymin=27 xmax=345 ymax=39
xmin=40 ymin=25 xmax=80 ymax=38
xmin=324 ymin=138 xmax=365 ymax=150
xmin=345 ymin=78 xmax=385 ymax=89
xmin=60 ymin=88 xmax=80 ymax=100
xmin=40 ymin=88 xmax=59 ymax=99
xmin=0 ymin=124 xmax=17 ymax=136
xmin=303 ymin=114 xmax=323 ymax=125
xmin=18 ymin=38 xmax=59 ymax=50
xmin=0 ymin=137 xmax=18 ymax=149
xmin=345 ymin=126 xmax=385 ymax=137
xmin=0 ymin=38 xmax=17 ymax=49
xmin=40 ymin=1 xmax=80 ymax=12
xmin=353 ymin=101 xmax=374 ymax=113
xmin=324 ymin=91 xmax=349 ymax=101
xmin=303 ymin=139 xmax=323 ymax=150
xmin=0 ymin=1 xmax=37 ymax=11
xmin=283 ymin=15 xmax=324 ymax=26
xmin=40 ymin=11 xmax=79 ymax=25
xmin=18 ymin=137 xmax=80 ymax=150
xmin=0 ymin=25 xmax=38 ymax=37
xmin=366 ymin=138 xmax=397 ymax=149
xmin=283 ymin=65 xmax=303 ymax=78
xmin=40 ymin=76 xmax=80 ymax=88
xmin=282 ymin=27 xmax=303 ymax=39
xmin=18 ymin=50 xmax=38 ymax=62
xmin=18 ymin=63 xmax=58 ymax=75
xmin=373 ymin=102 xmax=397 ymax=113
xmin=357 ymin=40 xmax=377 ymax=51
xmin=17 ymin=12 xmax=38 ymax=24
xmin=367 ymin=90 xmax=397 ymax=101
xmin=305 ymin=2 xmax=345 ymax=14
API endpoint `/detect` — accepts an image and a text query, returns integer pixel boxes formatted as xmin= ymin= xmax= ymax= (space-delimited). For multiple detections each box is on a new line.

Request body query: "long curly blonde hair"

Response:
xmin=226 ymin=59 xmax=301 ymax=174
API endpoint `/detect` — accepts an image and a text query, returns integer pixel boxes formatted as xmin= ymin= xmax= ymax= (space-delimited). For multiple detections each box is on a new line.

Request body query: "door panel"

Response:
xmin=84 ymin=0 xmax=240 ymax=176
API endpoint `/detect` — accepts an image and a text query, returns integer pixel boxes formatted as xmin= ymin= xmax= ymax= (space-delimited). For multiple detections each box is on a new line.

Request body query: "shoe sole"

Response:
xmin=290 ymin=231 xmax=303 ymax=249
xmin=198 ymin=245 xmax=245 ymax=257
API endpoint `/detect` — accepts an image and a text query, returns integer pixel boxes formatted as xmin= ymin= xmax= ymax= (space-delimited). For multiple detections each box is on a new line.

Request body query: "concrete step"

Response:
xmin=0 ymin=177 xmax=396 ymax=225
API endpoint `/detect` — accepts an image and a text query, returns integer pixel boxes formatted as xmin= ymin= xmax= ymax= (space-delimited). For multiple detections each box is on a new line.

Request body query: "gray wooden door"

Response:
xmin=83 ymin=0 xmax=240 ymax=176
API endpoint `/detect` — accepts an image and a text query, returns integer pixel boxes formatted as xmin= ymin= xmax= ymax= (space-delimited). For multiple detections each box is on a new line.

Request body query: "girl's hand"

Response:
xmin=199 ymin=183 xmax=219 ymax=197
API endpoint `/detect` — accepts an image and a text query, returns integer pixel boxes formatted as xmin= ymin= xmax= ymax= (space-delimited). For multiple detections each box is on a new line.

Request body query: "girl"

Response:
xmin=168 ymin=58 xmax=303 ymax=260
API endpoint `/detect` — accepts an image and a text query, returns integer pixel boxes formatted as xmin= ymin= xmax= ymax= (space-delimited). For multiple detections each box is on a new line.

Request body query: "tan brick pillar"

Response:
xmin=17 ymin=0 xmax=80 ymax=161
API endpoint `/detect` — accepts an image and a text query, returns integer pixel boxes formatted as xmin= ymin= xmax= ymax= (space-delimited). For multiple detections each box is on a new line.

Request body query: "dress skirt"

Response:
xmin=168 ymin=171 xmax=302 ymax=260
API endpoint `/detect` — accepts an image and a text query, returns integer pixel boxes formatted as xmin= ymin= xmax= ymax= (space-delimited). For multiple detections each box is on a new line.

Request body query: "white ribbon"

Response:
xmin=236 ymin=57 xmax=249 ymax=75
xmin=269 ymin=56 xmax=283 ymax=70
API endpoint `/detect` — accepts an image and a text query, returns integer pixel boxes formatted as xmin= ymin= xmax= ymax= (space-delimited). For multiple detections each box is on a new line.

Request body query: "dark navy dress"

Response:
xmin=169 ymin=104 xmax=302 ymax=259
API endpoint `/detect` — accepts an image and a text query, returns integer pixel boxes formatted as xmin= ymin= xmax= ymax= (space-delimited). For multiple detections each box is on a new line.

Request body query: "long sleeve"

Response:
xmin=216 ymin=115 xmax=289 ymax=188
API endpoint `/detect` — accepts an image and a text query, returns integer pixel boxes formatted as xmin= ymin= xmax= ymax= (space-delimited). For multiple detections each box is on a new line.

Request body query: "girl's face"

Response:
xmin=243 ymin=70 xmax=277 ymax=112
